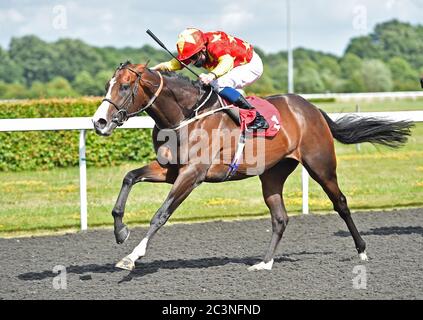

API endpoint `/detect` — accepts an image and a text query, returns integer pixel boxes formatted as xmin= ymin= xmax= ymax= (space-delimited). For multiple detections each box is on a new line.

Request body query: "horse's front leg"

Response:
xmin=112 ymin=160 xmax=173 ymax=244
xmin=116 ymin=164 xmax=208 ymax=270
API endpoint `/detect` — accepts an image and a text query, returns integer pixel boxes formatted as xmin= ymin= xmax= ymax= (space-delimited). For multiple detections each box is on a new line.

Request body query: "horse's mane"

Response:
xmin=115 ymin=61 xmax=202 ymax=90
xmin=158 ymin=70 xmax=219 ymax=114
xmin=160 ymin=71 xmax=202 ymax=90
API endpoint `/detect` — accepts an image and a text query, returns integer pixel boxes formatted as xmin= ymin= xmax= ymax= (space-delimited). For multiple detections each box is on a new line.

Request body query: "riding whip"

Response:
xmin=146 ymin=29 xmax=201 ymax=78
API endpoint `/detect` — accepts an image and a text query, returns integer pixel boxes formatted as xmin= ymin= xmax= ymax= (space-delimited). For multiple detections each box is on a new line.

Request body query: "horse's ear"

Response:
xmin=145 ymin=59 xmax=151 ymax=68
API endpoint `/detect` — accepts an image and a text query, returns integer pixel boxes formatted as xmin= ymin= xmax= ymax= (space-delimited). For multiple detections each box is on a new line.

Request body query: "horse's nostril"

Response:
xmin=96 ymin=118 xmax=107 ymax=130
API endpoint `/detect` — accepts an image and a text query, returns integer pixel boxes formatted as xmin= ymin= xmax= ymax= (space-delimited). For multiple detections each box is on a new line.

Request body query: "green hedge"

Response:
xmin=0 ymin=98 xmax=155 ymax=171
xmin=308 ymin=97 xmax=336 ymax=103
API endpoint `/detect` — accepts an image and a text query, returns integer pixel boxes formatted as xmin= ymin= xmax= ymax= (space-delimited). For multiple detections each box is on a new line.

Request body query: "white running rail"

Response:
xmin=1 ymin=111 xmax=422 ymax=228
xmin=302 ymin=91 xmax=423 ymax=101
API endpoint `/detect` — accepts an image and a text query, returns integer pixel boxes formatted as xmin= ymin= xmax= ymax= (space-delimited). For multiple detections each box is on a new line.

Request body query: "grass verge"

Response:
xmin=0 ymin=100 xmax=422 ymax=237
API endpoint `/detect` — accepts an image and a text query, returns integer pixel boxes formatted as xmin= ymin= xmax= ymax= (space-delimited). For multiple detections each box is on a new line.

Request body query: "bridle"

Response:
xmin=102 ymin=63 xmax=224 ymax=130
xmin=102 ymin=65 xmax=163 ymax=126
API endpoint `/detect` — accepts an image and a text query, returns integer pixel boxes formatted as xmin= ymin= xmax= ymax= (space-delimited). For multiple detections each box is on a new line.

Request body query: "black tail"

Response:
xmin=319 ymin=109 xmax=414 ymax=148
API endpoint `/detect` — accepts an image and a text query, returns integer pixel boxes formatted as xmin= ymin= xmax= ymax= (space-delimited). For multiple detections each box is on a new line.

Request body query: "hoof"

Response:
xmin=248 ymin=259 xmax=274 ymax=271
xmin=115 ymin=225 xmax=130 ymax=244
xmin=359 ymin=251 xmax=369 ymax=261
xmin=115 ymin=257 xmax=135 ymax=271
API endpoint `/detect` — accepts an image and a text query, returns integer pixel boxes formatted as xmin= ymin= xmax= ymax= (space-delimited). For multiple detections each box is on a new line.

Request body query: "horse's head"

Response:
xmin=92 ymin=61 xmax=161 ymax=136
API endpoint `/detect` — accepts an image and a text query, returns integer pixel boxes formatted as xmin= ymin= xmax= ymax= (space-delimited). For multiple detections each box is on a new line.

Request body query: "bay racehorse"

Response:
xmin=92 ymin=61 xmax=413 ymax=271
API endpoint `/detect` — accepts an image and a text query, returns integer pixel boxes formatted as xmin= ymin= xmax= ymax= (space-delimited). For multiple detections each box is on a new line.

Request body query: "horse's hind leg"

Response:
xmin=301 ymin=151 xmax=367 ymax=261
xmin=249 ymin=158 xmax=299 ymax=271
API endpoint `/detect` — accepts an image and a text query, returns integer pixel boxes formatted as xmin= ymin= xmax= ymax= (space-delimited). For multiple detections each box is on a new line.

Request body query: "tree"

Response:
xmin=1 ymin=19 xmax=422 ymax=98
xmin=0 ymin=81 xmax=8 ymax=98
xmin=295 ymin=67 xmax=325 ymax=93
xmin=246 ymin=65 xmax=277 ymax=95
xmin=360 ymin=60 xmax=393 ymax=92
xmin=340 ymin=53 xmax=363 ymax=78
xmin=29 ymin=81 xmax=48 ymax=98
xmin=320 ymin=70 xmax=344 ymax=93
xmin=388 ymin=57 xmax=419 ymax=91
xmin=72 ymin=71 xmax=98 ymax=96
xmin=0 ymin=82 xmax=28 ymax=99
xmin=0 ymin=47 xmax=23 ymax=83
xmin=318 ymin=56 xmax=341 ymax=77
xmin=45 ymin=77 xmax=77 ymax=98
xmin=345 ymin=37 xmax=380 ymax=60
xmin=346 ymin=20 xmax=423 ymax=69
xmin=267 ymin=60 xmax=288 ymax=93
xmin=53 ymin=39 xmax=106 ymax=82
xmin=342 ymin=71 xmax=366 ymax=93
xmin=338 ymin=53 xmax=364 ymax=92
xmin=94 ymin=70 xmax=114 ymax=95
xmin=9 ymin=35 xmax=58 ymax=85
xmin=29 ymin=77 xmax=77 ymax=98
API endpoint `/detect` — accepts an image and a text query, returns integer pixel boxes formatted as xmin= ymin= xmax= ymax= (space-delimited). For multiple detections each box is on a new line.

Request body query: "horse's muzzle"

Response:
xmin=92 ymin=118 xmax=116 ymax=136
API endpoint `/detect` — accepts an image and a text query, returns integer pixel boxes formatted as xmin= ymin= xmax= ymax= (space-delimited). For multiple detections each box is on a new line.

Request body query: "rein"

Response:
xmin=169 ymin=94 xmax=229 ymax=130
xmin=170 ymin=105 xmax=230 ymax=130
xmin=104 ymin=64 xmax=228 ymax=130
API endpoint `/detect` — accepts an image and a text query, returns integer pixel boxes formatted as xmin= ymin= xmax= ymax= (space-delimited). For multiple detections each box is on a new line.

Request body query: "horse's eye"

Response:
xmin=121 ymin=83 xmax=130 ymax=91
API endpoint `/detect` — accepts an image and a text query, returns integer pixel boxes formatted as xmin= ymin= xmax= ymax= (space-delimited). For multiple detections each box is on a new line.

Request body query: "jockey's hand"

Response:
xmin=199 ymin=73 xmax=216 ymax=85
xmin=151 ymin=63 xmax=165 ymax=71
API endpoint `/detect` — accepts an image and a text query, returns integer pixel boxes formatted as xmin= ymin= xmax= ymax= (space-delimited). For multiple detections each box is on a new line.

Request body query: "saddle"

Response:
xmin=223 ymin=96 xmax=281 ymax=137
xmin=222 ymin=96 xmax=282 ymax=181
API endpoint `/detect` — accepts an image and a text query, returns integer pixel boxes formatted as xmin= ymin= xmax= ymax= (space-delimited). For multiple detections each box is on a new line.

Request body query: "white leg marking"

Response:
xmin=116 ymin=237 xmax=149 ymax=271
xmin=248 ymin=259 xmax=274 ymax=271
xmin=359 ymin=251 xmax=369 ymax=261
xmin=92 ymin=77 xmax=116 ymax=122
xmin=127 ymin=237 xmax=149 ymax=262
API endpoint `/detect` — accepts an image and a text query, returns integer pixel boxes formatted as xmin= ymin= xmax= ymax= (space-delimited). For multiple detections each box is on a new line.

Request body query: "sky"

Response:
xmin=0 ymin=0 xmax=422 ymax=56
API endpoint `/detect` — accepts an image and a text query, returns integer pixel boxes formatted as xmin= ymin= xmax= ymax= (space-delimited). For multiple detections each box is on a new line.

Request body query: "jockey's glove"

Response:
xmin=151 ymin=59 xmax=182 ymax=72
xmin=199 ymin=73 xmax=217 ymax=85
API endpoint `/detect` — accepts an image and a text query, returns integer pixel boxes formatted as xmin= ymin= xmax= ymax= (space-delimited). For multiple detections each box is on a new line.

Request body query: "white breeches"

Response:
xmin=210 ymin=51 xmax=264 ymax=90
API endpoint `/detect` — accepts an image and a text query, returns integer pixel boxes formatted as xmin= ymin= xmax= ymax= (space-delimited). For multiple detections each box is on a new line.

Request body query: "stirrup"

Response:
xmin=247 ymin=114 xmax=269 ymax=130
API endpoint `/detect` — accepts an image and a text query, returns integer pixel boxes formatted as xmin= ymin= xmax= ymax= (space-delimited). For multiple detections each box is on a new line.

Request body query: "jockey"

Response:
xmin=152 ymin=28 xmax=269 ymax=130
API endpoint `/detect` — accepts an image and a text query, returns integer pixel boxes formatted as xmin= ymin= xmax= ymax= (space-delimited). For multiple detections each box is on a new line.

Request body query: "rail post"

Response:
xmin=302 ymin=165 xmax=309 ymax=214
xmin=79 ymin=129 xmax=88 ymax=230
xmin=356 ymin=104 xmax=361 ymax=152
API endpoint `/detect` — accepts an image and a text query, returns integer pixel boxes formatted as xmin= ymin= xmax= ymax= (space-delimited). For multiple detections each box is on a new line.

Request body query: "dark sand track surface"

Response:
xmin=1 ymin=208 xmax=422 ymax=300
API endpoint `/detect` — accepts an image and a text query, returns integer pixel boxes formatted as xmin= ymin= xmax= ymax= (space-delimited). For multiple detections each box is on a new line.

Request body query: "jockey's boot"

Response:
xmin=234 ymin=95 xmax=269 ymax=130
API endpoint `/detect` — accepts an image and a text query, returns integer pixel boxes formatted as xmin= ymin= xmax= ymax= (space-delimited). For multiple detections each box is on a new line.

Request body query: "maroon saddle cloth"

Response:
xmin=228 ymin=96 xmax=281 ymax=137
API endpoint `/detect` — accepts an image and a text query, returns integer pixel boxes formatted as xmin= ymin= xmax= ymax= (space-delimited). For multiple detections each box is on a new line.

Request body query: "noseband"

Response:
xmin=102 ymin=66 xmax=163 ymax=126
